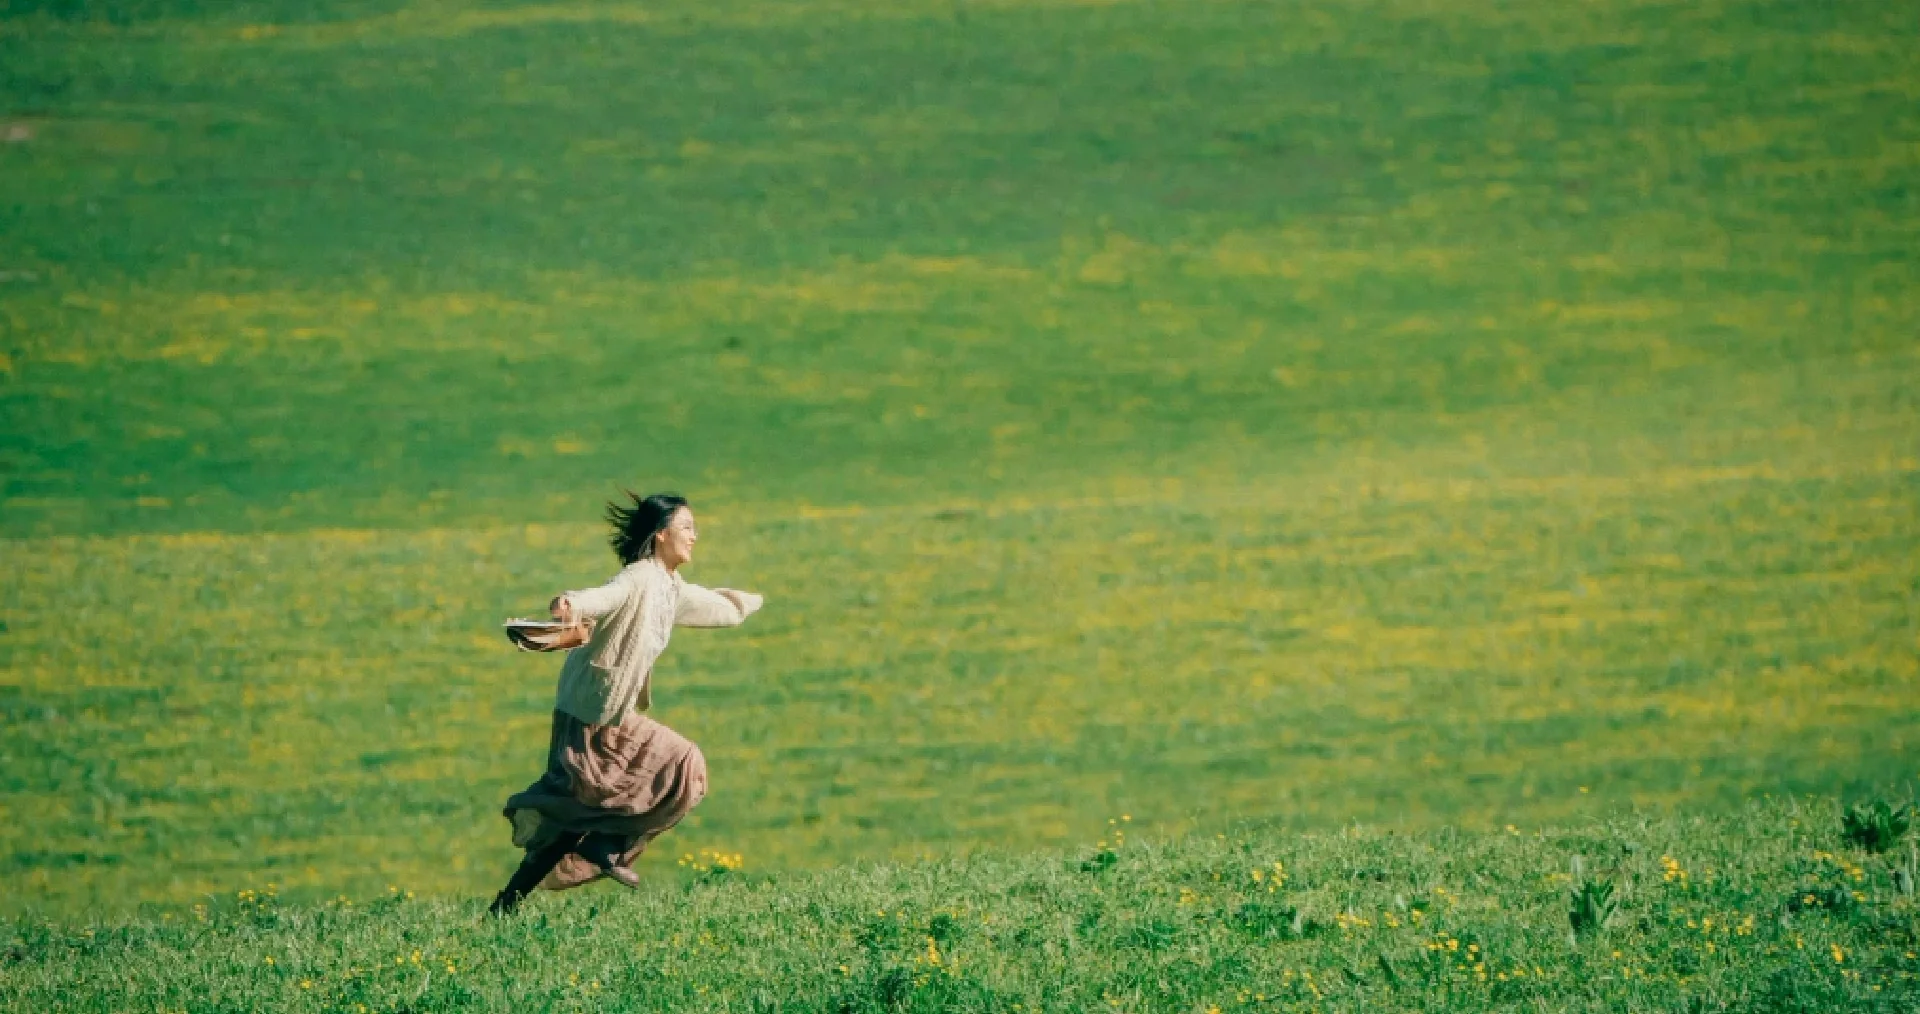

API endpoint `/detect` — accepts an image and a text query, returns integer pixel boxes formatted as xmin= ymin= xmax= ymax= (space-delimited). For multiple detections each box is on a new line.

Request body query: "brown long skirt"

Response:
xmin=502 ymin=709 xmax=708 ymax=891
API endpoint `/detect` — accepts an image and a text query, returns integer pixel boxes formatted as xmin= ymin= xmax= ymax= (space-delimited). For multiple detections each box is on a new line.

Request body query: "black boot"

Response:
xmin=488 ymin=832 xmax=584 ymax=916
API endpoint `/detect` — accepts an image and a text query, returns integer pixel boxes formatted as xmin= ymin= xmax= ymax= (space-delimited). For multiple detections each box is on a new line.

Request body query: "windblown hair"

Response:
xmin=606 ymin=491 xmax=689 ymax=565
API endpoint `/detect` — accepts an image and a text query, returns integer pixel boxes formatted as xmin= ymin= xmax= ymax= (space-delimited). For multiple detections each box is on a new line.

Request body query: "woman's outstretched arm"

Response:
xmin=552 ymin=571 xmax=634 ymax=622
xmin=676 ymin=583 xmax=763 ymax=627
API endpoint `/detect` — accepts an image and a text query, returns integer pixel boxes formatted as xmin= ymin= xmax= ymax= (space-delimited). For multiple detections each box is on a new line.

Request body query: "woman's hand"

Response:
xmin=549 ymin=596 xmax=574 ymax=624
xmin=718 ymin=589 xmax=764 ymax=616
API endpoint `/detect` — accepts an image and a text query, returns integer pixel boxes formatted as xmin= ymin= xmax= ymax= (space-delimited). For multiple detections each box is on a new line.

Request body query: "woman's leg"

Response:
xmin=576 ymin=831 xmax=642 ymax=888
xmin=588 ymin=746 xmax=708 ymax=887
xmin=488 ymin=830 xmax=585 ymax=916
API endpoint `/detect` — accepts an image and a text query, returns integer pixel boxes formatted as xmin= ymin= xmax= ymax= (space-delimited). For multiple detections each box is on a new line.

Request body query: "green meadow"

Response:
xmin=3 ymin=0 xmax=1918 ymax=950
xmin=7 ymin=800 xmax=1920 ymax=1011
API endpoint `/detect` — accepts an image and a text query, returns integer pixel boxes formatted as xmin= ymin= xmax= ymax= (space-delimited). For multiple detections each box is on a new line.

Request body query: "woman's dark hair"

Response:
xmin=606 ymin=491 xmax=689 ymax=565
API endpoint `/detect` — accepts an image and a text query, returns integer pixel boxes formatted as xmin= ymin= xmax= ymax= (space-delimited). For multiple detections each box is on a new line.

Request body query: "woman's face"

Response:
xmin=654 ymin=507 xmax=698 ymax=568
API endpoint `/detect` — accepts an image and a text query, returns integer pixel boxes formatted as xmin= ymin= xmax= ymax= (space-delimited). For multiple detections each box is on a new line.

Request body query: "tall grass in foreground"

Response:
xmin=4 ymin=797 xmax=1917 ymax=1012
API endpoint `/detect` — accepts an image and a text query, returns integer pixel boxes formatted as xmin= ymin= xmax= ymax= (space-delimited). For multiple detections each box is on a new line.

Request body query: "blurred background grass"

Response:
xmin=1 ymin=0 xmax=1916 ymax=915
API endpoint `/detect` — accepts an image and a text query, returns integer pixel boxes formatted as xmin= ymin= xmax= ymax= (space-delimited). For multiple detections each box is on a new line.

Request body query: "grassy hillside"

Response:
xmin=4 ymin=799 xmax=1920 ymax=1012
xmin=3 ymin=0 xmax=1918 ymax=918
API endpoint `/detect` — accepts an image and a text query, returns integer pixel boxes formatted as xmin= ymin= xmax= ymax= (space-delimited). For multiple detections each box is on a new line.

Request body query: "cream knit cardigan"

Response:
xmin=552 ymin=557 xmax=762 ymax=725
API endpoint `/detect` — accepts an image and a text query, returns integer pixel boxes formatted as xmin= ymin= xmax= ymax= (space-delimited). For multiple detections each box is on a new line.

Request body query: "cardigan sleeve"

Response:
xmin=676 ymin=583 xmax=763 ymax=627
xmin=561 ymin=570 xmax=633 ymax=620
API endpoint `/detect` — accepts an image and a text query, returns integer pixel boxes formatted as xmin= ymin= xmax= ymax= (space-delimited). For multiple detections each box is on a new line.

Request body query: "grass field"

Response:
xmin=2 ymin=0 xmax=1918 ymax=931
xmin=6 ymin=799 xmax=1920 ymax=1011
